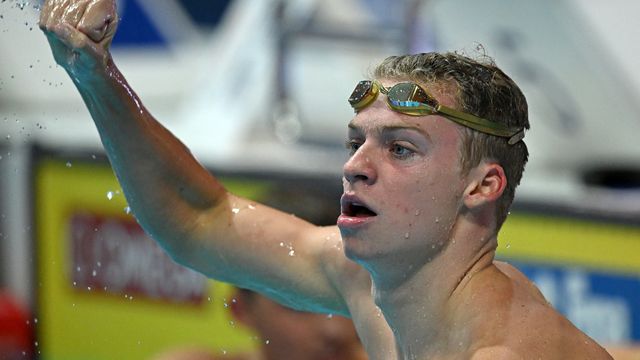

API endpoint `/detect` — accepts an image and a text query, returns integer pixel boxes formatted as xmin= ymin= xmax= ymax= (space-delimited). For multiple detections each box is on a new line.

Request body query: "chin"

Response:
xmin=341 ymin=233 xmax=385 ymax=266
xmin=341 ymin=234 xmax=366 ymax=260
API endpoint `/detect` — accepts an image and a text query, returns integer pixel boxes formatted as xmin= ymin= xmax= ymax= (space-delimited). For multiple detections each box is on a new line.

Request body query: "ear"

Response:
xmin=463 ymin=162 xmax=507 ymax=209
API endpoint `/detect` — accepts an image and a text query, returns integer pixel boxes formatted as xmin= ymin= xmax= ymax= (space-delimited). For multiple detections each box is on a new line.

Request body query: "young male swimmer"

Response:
xmin=39 ymin=1 xmax=613 ymax=358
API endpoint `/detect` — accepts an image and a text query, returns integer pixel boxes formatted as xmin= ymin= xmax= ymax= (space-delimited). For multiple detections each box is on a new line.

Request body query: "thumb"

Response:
xmin=78 ymin=0 xmax=119 ymax=44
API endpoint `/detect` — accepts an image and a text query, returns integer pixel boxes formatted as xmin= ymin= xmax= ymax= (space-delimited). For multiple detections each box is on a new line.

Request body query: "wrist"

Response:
xmin=68 ymin=53 xmax=116 ymax=89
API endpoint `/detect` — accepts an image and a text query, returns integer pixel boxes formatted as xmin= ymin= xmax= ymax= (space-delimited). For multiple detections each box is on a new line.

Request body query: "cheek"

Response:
xmin=382 ymin=154 xmax=463 ymax=212
xmin=402 ymin=172 xmax=461 ymax=221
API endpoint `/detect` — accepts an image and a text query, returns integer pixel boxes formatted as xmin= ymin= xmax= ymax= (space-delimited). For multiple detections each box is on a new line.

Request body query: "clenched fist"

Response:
xmin=39 ymin=0 xmax=119 ymax=78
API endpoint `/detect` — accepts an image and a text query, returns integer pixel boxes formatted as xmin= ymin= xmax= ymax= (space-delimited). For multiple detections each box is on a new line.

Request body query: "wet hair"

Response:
xmin=373 ymin=52 xmax=530 ymax=230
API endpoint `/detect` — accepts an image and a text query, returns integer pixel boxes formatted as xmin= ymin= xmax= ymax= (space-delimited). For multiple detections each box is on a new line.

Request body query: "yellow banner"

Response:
xmin=35 ymin=158 xmax=270 ymax=360
xmin=499 ymin=212 xmax=640 ymax=274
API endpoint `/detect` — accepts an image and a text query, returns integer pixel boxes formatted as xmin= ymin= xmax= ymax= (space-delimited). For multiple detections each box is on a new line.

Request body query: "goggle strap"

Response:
xmin=436 ymin=105 xmax=522 ymax=139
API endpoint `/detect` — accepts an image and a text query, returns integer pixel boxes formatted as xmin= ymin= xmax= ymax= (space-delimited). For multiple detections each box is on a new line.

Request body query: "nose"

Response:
xmin=343 ymin=143 xmax=377 ymax=186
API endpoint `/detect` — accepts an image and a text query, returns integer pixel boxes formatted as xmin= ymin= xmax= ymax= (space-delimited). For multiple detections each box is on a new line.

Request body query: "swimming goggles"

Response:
xmin=348 ymin=80 xmax=525 ymax=145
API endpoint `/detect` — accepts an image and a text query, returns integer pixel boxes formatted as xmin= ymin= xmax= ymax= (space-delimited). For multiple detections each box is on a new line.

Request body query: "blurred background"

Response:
xmin=0 ymin=0 xmax=639 ymax=358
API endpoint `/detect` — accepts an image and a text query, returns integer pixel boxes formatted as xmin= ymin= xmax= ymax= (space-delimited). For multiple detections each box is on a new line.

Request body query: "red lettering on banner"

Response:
xmin=69 ymin=213 xmax=207 ymax=305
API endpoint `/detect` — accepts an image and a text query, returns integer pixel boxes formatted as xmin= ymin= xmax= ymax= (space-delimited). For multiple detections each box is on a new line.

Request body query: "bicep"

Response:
xmin=176 ymin=193 xmax=351 ymax=315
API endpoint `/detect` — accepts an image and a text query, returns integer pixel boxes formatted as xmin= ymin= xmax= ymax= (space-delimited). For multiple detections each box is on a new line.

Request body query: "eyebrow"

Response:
xmin=347 ymin=122 xmax=432 ymax=141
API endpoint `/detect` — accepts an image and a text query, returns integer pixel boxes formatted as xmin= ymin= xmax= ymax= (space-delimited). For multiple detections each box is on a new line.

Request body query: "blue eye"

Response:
xmin=391 ymin=144 xmax=411 ymax=157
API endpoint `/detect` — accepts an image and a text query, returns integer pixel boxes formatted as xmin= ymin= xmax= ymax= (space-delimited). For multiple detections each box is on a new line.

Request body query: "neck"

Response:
xmin=370 ymin=230 xmax=498 ymax=359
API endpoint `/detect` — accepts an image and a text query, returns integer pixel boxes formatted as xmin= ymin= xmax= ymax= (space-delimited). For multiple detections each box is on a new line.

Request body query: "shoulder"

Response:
xmin=466 ymin=263 xmax=612 ymax=359
xmin=493 ymin=261 xmax=547 ymax=301
xmin=471 ymin=343 xmax=613 ymax=360
xmin=470 ymin=346 xmax=522 ymax=360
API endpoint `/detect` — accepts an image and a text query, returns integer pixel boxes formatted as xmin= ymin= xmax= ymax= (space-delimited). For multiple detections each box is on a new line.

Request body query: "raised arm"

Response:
xmin=38 ymin=0 xmax=357 ymax=315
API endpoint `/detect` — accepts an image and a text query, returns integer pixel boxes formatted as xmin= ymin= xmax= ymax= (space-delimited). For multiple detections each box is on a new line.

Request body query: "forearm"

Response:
xmin=71 ymin=56 xmax=226 ymax=247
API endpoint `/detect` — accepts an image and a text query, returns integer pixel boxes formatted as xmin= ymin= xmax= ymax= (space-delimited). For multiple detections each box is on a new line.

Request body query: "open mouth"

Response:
xmin=341 ymin=198 xmax=377 ymax=217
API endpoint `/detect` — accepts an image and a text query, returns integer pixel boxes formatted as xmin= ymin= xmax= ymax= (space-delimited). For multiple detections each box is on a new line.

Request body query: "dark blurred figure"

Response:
xmin=228 ymin=287 xmax=367 ymax=360
xmin=152 ymin=287 xmax=367 ymax=360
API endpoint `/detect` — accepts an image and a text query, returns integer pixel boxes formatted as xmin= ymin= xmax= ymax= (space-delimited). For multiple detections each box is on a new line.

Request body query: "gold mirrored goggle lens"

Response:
xmin=347 ymin=80 xmax=525 ymax=145
xmin=385 ymin=82 xmax=439 ymax=115
xmin=348 ymin=80 xmax=378 ymax=111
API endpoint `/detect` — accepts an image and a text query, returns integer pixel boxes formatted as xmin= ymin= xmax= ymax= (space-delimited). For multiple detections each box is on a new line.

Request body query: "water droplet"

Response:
xmin=506 ymin=243 xmax=511 ymax=249
xmin=76 ymin=266 xmax=81 ymax=272
xmin=87 ymin=286 xmax=92 ymax=291
xmin=404 ymin=232 xmax=410 ymax=239
xmin=414 ymin=209 xmax=421 ymax=216
xmin=34 ymin=318 xmax=38 ymax=324
xmin=72 ymin=281 xmax=77 ymax=286
xmin=279 ymin=242 xmax=285 ymax=247
xmin=265 ymin=340 xmax=270 ymax=345
xmin=97 ymin=261 xmax=102 ymax=267
xmin=65 ymin=161 xmax=72 ymax=168
xmin=106 ymin=191 xmax=113 ymax=200
xmin=231 ymin=208 xmax=240 ymax=214
xmin=124 ymin=206 xmax=131 ymax=214
xmin=92 ymin=270 xmax=97 ymax=277
xmin=288 ymin=250 xmax=295 ymax=256
xmin=248 ymin=204 xmax=256 ymax=210
xmin=434 ymin=217 xmax=440 ymax=223
xmin=327 ymin=314 xmax=333 ymax=319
